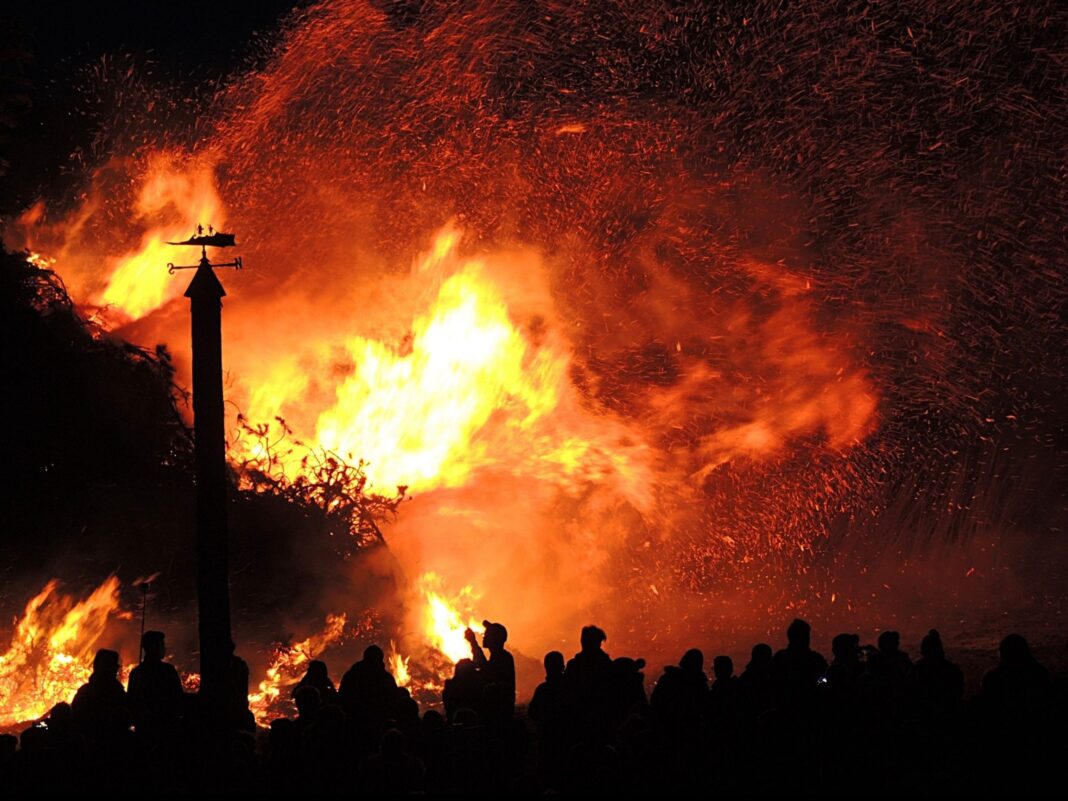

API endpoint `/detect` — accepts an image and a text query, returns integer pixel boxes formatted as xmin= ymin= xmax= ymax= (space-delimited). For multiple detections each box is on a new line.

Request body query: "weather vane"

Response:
xmin=166 ymin=223 xmax=243 ymax=273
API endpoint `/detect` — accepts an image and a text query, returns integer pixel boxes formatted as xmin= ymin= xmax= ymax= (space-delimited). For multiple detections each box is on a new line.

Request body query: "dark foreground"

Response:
xmin=2 ymin=618 xmax=1064 ymax=795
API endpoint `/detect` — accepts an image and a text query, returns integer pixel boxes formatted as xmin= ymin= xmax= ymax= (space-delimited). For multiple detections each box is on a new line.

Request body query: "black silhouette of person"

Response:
xmin=565 ymin=625 xmax=614 ymax=739
xmin=442 ymin=658 xmax=482 ymax=722
xmin=871 ymin=630 xmax=912 ymax=682
xmin=295 ymin=659 xmax=337 ymax=705
xmin=71 ymin=648 xmax=128 ymax=739
xmin=339 ymin=645 xmax=397 ymax=734
xmin=292 ymin=684 xmax=322 ymax=732
xmin=771 ymin=618 xmax=828 ymax=711
xmin=127 ymin=630 xmax=184 ymax=737
xmin=905 ymin=629 xmax=964 ymax=718
xmin=739 ymin=642 xmax=774 ymax=717
xmin=529 ymin=650 xmax=567 ymax=747
xmin=980 ymin=633 xmax=1051 ymax=718
xmin=227 ymin=640 xmax=255 ymax=731
xmin=707 ymin=654 xmax=740 ymax=726
xmin=610 ymin=656 xmax=648 ymax=723
xmin=465 ymin=619 xmax=516 ymax=722
xmin=651 ymin=648 xmax=708 ymax=729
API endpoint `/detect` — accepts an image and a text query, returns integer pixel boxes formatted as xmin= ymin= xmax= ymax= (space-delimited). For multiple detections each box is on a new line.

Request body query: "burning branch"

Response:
xmin=233 ymin=415 xmax=407 ymax=548
xmin=0 ymin=577 xmax=127 ymax=729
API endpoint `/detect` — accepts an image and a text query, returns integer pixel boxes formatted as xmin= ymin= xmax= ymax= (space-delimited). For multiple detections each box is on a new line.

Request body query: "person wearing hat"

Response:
xmin=464 ymin=620 xmax=516 ymax=721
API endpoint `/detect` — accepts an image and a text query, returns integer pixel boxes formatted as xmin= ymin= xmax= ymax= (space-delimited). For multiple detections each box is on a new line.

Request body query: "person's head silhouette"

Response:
xmin=482 ymin=620 xmax=508 ymax=651
xmin=878 ymin=630 xmax=901 ymax=654
xmin=998 ymin=633 xmax=1033 ymax=666
xmin=93 ymin=648 xmax=121 ymax=679
xmin=786 ymin=619 xmax=811 ymax=649
xmin=294 ymin=685 xmax=321 ymax=718
xmin=713 ymin=655 xmax=733 ymax=681
xmin=679 ymin=648 xmax=704 ymax=673
xmin=749 ymin=643 xmax=773 ymax=669
xmin=544 ymin=650 xmax=565 ymax=678
xmin=580 ymin=625 xmax=607 ymax=652
xmin=921 ymin=629 xmax=945 ymax=661
xmin=832 ymin=633 xmax=859 ymax=661
xmin=141 ymin=630 xmax=166 ymax=662
xmin=364 ymin=645 xmax=385 ymax=666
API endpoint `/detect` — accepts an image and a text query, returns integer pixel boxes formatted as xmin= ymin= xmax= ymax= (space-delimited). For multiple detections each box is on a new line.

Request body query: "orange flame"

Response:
xmin=0 ymin=577 xmax=126 ymax=729
xmin=247 ymin=613 xmax=346 ymax=725
xmin=236 ymin=227 xmax=654 ymax=502
xmin=8 ymin=132 xmax=883 ymax=674
xmin=387 ymin=642 xmax=411 ymax=688
xmin=418 ymin=572 xmax=482 ymax=665
xmin=98 ymin=156 xmax=224 ymax=319
xmin=6 ymin=153 xmax=224 ymax=323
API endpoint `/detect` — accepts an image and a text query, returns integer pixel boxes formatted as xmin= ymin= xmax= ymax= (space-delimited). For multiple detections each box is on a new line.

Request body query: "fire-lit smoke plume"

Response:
xmin=5 ymin=0 xmax=1065 ymax=684
xmin=14 ymin=152 xmax=223 ymax=325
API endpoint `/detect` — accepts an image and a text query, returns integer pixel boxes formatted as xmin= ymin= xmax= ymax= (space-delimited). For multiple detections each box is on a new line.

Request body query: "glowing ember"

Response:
xmin=247 ymin=613 xmax=346 ymax=726
xmin=0 ymin=578 xmax=126 ymax=729
xmin=181 ymin=672 xmax=201 ymax=694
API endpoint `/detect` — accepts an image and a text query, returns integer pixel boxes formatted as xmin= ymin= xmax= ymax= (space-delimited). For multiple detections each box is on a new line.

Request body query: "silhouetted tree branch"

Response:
xmin=233 ymin=415 xmax=407 ymax=549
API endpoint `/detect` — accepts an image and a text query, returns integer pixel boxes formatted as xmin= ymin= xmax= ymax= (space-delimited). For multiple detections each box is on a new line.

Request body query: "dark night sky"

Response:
xmin=0 ymin=0 xmax=305 ymax=214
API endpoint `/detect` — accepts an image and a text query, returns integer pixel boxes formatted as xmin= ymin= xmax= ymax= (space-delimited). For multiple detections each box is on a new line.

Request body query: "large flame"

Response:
xmin=0 ymin=578 xmax=126 ymax=729
xmin=388 ymin=573 xmax=485 ymax=696
xmin=3 ymin=0 xmax=898 ymax=673
xmin=418 ymin=572 xmax=483 ymax=664
xmin=10 ymin=153 xmax=223 ymax=324
xmin=236 ymin=227 xmax=654 ymax=500
xmin=10 ymin=159 xmax=880 ymax=668
xmin=99 ymin=157 xmax=224 ymax=319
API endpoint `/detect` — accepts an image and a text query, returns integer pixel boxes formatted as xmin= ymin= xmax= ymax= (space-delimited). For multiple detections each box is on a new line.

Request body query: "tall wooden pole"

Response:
xmin=185 ymin=251 xmax=232 ymax=718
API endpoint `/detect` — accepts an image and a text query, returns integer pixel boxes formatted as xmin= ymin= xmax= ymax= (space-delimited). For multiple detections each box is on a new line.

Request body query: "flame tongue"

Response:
xmin=0 ymin=577 xmax=125 ymax=729
xmin=422 ymin=576 xmax=483 ymax=665
xmin=247 ymin=613 xmax=347 ymax=726
xmin=388 ymin=643 xmax=411 ymax=688
xmin=387 ymin=573 xmax=484 ymax=697
xmin=317 ymin=260 xmax=537 ymax=490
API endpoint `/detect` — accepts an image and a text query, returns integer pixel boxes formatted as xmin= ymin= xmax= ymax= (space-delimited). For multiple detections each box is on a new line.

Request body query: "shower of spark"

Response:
xmin=5 ymin=0 xmax=1064 ymax=687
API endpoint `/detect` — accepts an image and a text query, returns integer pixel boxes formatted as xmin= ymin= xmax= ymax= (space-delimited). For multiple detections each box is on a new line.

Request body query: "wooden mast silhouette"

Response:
xmin=168 ymin=228 xmax=242 ymax=719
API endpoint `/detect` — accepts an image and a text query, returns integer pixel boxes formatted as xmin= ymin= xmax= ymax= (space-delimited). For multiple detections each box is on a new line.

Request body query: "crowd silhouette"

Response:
xmin=1 ymin=619 xmax=1062 ymax=794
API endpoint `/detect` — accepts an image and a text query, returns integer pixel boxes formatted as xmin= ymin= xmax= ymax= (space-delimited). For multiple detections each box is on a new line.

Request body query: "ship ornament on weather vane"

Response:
xmin=166 ymin=224 xmax=243 ymax=273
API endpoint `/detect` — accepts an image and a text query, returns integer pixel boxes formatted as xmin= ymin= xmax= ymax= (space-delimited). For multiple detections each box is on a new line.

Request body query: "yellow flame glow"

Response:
xmin=247 ymin=613 xmax=346 ymax=725
xmin=98 ymin=156 xmax=225 ymax=319
xmin=418 ymin=572 xmax=482 ymax=664
xmin=0 ymin=577 xmax=126 ymax=728
xmin=388 ymin=642 xmax=411 ymax=688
